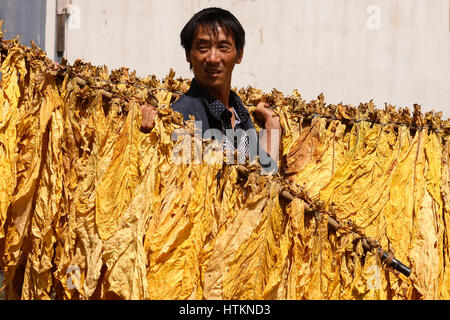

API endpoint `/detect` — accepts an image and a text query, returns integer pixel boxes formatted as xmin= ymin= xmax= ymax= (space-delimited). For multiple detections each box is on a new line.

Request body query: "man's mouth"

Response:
xmin=205 ymin=69 xmax=221 ymax=75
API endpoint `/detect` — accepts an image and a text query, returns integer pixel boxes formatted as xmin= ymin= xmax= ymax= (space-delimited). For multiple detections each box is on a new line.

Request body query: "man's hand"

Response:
xmin=254 ymin=102 xmax=281 ymax=130
xmin=140 ymin=104 xmax=157 ymax=133
xmin=253 ymin=102 xmax=281 ymax=163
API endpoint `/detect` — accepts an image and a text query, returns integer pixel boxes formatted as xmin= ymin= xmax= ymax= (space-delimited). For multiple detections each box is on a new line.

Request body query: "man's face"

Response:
xmin=187 ymin=25 xmax=243 ymax=94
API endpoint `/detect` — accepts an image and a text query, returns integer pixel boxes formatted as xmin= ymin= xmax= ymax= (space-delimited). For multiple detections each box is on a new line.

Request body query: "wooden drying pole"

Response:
xmin=73 ymin=76 xmax=113 ymax=99
xmin=236 ymin=165 xmax=411 ymax=277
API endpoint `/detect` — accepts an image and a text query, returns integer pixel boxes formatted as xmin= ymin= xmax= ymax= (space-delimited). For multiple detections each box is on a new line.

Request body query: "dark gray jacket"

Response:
xmin=171 ymin=78 xmax=277 ymax=173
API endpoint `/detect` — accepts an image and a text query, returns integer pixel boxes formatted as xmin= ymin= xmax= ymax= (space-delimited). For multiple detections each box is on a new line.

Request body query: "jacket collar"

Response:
xmin=187 ymin=78 xmax=249 ymax=124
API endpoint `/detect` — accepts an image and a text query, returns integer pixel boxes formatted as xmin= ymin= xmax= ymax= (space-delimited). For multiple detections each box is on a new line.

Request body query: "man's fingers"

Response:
xmin=255 ymin=102 xmax=269 ymax=110
xmin=140 ymin=103 xmax=156 ymax=110
xmin=255 ymin=104 xmax=273 ymax=117
xmin=139 ymin=104 xmax=157 ymax=133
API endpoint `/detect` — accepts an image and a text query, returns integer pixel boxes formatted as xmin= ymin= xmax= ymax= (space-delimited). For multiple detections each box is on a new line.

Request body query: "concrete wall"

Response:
xmin=58 ymin=0 xmax=449 ymax=118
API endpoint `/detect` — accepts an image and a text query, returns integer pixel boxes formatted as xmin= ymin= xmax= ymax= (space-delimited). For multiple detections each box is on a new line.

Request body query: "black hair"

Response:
xmin=180 ymin=7 xmax=245 ymax=54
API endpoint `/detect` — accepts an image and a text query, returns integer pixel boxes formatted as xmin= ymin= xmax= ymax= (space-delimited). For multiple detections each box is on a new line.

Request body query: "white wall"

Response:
xmin=60 ymin=0 xmax=449 ymax=118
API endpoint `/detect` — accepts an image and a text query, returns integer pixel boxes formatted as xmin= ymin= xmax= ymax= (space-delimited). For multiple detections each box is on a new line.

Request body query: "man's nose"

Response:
xmin=206 ymin=47 xmax=220 ymax=64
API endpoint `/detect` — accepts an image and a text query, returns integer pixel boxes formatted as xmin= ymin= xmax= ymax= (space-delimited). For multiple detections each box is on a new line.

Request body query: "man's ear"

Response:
xmin=185 ymin=50 xmax=191 ymax=64
xmin=236 ymin=49 xmax=243 ymax=64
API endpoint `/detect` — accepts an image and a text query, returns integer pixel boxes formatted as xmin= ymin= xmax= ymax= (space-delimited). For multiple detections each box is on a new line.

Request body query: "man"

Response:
xmin=140 ymin=7 xmax=280 ymax=172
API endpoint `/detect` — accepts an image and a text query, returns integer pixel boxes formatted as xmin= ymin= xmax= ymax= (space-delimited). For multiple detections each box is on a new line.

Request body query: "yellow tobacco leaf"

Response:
xmin=0 ymin=46 xmax=26 ymax=240
xmin=221 ymin=176 xmax=285 ymax=300
xmin=95 ymin=103 xmax=140 ymax=241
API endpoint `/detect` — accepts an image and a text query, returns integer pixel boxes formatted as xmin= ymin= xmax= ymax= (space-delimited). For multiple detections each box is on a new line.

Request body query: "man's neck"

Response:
xmin=196 ymin=80 xmax=231 ymax=108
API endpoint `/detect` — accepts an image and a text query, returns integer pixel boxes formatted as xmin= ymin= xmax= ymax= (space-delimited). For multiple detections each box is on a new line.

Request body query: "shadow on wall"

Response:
xmin=0 ymin=0 xmax=47 ymax=49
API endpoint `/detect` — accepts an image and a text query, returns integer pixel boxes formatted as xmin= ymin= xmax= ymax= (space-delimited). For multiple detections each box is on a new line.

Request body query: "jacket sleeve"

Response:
xmin=171 ymin=95 xmax=191 ymax=122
